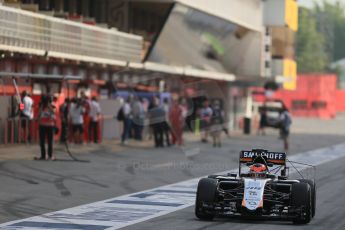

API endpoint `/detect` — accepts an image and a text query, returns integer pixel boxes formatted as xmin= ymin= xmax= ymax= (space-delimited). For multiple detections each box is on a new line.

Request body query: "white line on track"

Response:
xmin=1 ymin=143 xmax=345 ymax=230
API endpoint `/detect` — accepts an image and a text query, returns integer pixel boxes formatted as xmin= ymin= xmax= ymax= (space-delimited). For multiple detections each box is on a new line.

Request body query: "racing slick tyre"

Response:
xmin=299 ymin=179 xmax=316 ymax=217
xmin=291 ymin=182 xmax=312 ymax=224
xmin=195 ymin=178 xmax=217 ymax=220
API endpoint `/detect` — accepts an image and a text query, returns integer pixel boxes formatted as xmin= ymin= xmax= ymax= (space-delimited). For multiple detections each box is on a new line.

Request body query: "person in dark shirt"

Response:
xmin=280 ymin=107 xmax=292 ymax=151
xmin=258 ymin=107 xmax=267 ymax=136
xmin=34 ymin=95 xmax=56 ymax=161
xmin=149 ymin=97 xmax=165 ymax=147
xmin=59 ymin=98 xmax=70 ymax=143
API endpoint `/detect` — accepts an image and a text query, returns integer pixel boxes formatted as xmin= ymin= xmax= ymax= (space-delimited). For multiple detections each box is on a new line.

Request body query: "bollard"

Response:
xmin=4 ymin=119 xmax=7 ymax=145
xmin=17 ymin=119 xmax=21 ymax=143
xmin=99 ymin=115 xmax=104 ymax=144
xmin=195 ymin=118 xmax=200 ymax=135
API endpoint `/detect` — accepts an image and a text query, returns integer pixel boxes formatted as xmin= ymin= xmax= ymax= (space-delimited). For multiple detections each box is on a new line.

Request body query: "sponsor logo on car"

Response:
xmin=242 ymin=151 xmax=285 ymax=160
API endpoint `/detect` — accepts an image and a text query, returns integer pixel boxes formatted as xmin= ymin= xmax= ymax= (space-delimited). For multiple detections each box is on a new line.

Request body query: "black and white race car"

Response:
xmin=195 ymin=149 xmax=316 ymax=224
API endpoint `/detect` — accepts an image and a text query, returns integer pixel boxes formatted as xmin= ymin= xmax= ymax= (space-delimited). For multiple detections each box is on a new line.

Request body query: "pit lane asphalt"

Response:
xmin=0 ymin=118 xmax=344 ymax=228
xmin=123 ymin=152 xmax=345 ymax=230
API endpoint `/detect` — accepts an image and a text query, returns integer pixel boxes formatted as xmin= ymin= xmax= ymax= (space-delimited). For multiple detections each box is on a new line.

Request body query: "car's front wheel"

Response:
xmin=299 ymin=179 xmax=316 ymax=217
xmin=195 ymin=178 xmax=218 ymax=220
xmin=291 ymin=182 xmax=312 ymax=224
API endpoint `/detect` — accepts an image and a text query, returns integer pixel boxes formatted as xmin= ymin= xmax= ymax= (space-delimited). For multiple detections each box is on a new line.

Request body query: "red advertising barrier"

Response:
xmin=336 ymin=90 xmax=345 ymax=112
xmin=254 ymin=74 xmax=341 ymax=119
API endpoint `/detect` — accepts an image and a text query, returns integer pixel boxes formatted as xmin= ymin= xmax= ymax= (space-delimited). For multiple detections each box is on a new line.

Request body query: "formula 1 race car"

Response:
xmin=195 ymin=149 xmax=316 ymax=224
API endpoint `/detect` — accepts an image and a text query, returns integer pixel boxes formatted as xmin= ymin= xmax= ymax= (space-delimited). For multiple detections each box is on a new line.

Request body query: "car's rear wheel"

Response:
xmin=291 ymin=182 xmax=312 ymax=224
xmin=299 ymin=179 xmax=316 ymax=217
xmin=195 ymin=178 xmax=217 ymax=220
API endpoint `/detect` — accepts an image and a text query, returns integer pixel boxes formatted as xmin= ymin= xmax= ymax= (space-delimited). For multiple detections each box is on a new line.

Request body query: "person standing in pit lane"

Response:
xmin=280 ymin=106 xmax=292 ymax=151
xmin=120 ymin=98 xmax=132 ymax=145
xmin=20 ymin=91 xmax=34 ymax=142
xmin=169 ymin=97 xmax=186 ymax=146
xmin=89 ymin=96 xmax=101 ymax=143
xmin=34 ymin=95 xmax=56 ymax=161
xmin=162 ymin=98 xmax=171 ymax=147
xmin=258 ymin=107 xmax=267 ymax=136
xmin=199 ymin=99 xmax=213 ymax=143
xmin=149 ymin=97 xmax=165 ymax=148
xmin=59 ymin=98 xmax=69 ymax=143
xmin=131 ymin=97 xmax=145 ymax=141
xmin=210 ymin=100 xmax=225 ymax=147
xmin=80 ymin=91 xmax=91 ymax=142
xmin=69 ymin=98 xmax=85 ymax=144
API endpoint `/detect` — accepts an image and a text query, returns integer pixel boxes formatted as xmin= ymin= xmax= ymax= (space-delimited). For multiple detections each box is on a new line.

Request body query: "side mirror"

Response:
xmin=281 ymin=167 xmax=289 ymax=177
xmin=227 ymin=173 xmax=237 ymax=178
xmin=278 ymin=176 xmax=287 ymax=180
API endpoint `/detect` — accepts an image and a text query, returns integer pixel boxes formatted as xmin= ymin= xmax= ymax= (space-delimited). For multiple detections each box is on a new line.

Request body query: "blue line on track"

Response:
xmin=107 ymin=200 xmax=184 ymax=207
xmin=9 ymin=221 xmax=109 ymax=230
xmin=131 ymin=189 xmax=195 ymax=198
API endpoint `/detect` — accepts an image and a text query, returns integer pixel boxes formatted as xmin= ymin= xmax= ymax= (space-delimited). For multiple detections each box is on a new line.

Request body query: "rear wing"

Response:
xmin=239 ymin=150 xmax=286 ymax=166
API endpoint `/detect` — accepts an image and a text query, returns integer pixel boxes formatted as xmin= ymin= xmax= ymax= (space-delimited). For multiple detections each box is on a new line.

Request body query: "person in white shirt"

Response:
xmin=69 ymin=98 xmax=85 ymax=144
xmin=22 ymin=91 xmax=34 ymax=119
xmin=89 ymin=96 xmax=101 ymax=143
xmin=20 ymin=91 xmax=33 ymax=142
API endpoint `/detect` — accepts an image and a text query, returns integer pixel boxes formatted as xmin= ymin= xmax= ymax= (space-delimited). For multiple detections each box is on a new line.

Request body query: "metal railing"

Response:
xmin=0 ymin=5 xmax=143 ymax=63
xmin=3 ymin=117 xmax=34 ymax=144
xmin=1 ymin=116 xmax=106 ymax=145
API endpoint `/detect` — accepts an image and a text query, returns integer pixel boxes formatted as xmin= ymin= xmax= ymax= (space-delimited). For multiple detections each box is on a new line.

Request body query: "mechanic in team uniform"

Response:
xmin=169 ymin=97 xmax=186 ymax=146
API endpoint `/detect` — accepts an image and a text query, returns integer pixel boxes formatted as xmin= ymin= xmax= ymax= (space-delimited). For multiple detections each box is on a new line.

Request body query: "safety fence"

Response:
xmin=0 ymin=116 xmax=106 ymax=145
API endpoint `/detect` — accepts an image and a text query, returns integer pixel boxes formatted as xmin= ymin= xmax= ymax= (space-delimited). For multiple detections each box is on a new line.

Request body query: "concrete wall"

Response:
xmin=222 ymin=30 xmax=263 ymax=77
xmin=264 ymin=0 xmax=298 ymax=31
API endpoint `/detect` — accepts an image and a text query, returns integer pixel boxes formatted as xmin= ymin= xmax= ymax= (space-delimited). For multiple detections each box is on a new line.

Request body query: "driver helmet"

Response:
xmin=250 ymin=163 xmax=268 ymax=177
